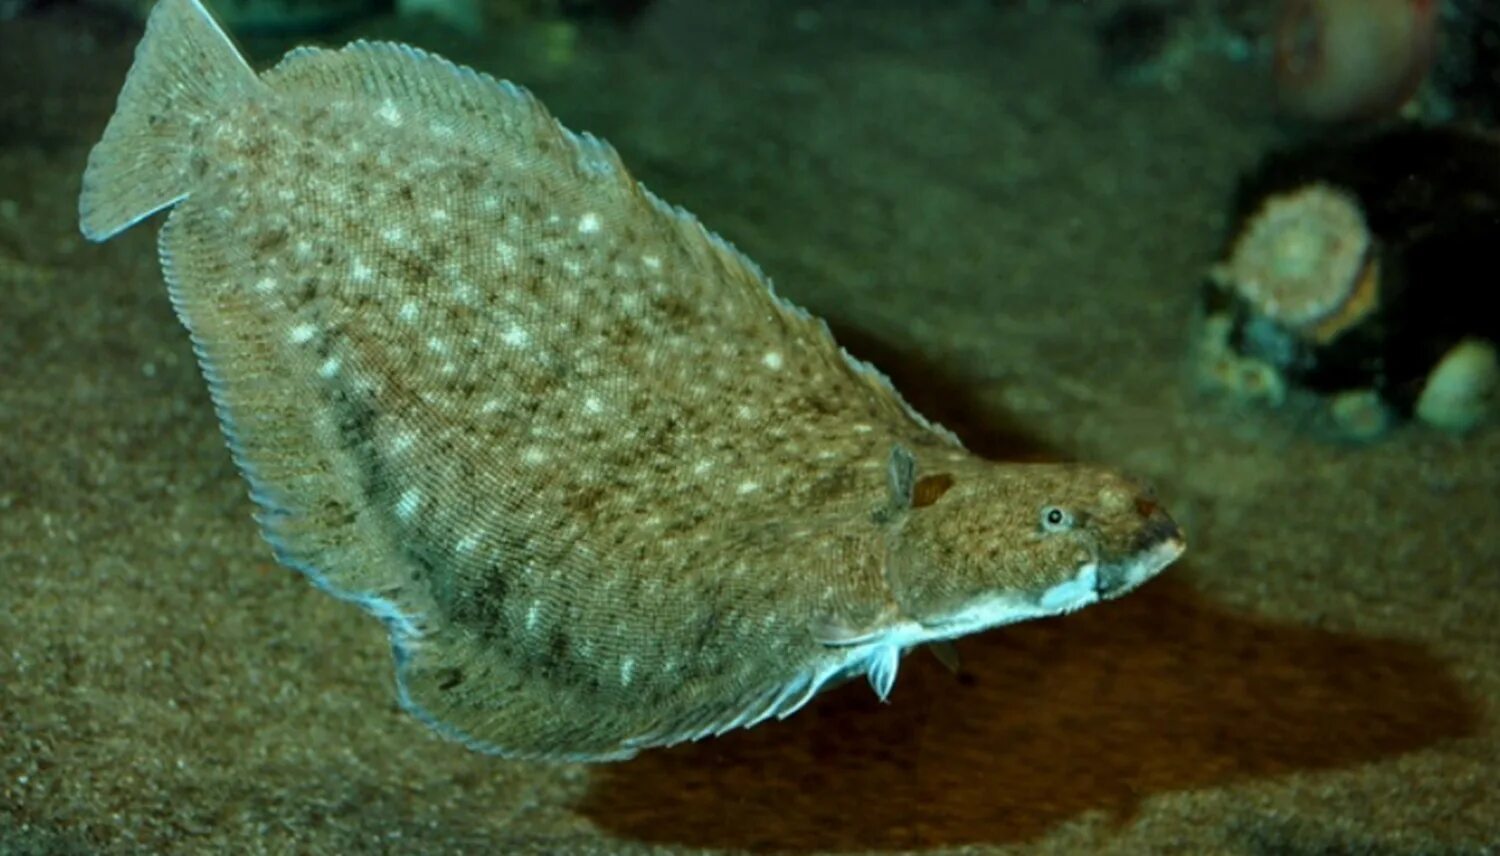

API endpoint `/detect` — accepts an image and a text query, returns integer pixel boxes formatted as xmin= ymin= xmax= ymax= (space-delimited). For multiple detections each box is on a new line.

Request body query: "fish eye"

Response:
xmin=1040 ymin=505 xmax=1073 ymax=533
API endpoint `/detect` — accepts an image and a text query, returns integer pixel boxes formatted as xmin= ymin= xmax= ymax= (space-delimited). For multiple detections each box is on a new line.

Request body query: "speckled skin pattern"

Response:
xmin=78 ymin=0 xmax=1183 ymax=760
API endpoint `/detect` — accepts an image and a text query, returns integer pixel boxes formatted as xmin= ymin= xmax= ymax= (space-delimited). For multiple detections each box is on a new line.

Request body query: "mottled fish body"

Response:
xmin=80 ymin=0 xmax=1184 ymax=760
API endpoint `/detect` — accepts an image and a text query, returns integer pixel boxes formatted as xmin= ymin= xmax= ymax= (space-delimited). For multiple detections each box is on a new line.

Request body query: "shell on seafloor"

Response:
xmin=1213 ymin=183 xmax=1377 ymax=338
xmin=1194 ymin=313 xmax=1288 ymax=407
xmin=1328 ymin=388 xmax=1393 ymax=441
xmin=1196 ymin=127 xmax=1500 ymax=441
xmin=1273 ymin=0 xmax=1440 ymax=124
xmin=1416 ymin=338 xmax=1499 ymax=433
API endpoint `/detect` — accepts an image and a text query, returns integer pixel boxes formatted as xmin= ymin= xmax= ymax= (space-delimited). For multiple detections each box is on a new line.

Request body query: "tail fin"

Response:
xmin=79 ymin=0 xmax=262 ymax=241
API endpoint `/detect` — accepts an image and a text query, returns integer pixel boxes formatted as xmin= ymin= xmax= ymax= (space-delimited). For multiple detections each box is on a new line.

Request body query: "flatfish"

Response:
xmin=79 ymin=0 xmax=1185 ymax=761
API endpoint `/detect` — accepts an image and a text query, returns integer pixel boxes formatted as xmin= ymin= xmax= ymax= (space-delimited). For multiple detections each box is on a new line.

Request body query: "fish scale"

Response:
xmin=80 ymin=0 xmax=1185 ymax=761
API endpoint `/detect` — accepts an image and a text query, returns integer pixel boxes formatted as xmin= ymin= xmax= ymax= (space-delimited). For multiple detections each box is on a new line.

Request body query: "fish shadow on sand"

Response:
xmin=578 ymin=332 xmax=1480 ymax=852
xmin=579 ymin=577 xmax=1479 ymax=852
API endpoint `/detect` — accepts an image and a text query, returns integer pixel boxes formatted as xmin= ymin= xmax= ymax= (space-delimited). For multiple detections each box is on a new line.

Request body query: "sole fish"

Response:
xmin=79 ymin=0 xmax=1185 ymax=761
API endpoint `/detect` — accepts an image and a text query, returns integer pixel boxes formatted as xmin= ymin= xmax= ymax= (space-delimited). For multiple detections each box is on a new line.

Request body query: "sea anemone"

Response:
xmin=1212 ymin=183 xmax=1377 ymax=341
xmin=1273 ymin=0 xmax=1440 ymax=123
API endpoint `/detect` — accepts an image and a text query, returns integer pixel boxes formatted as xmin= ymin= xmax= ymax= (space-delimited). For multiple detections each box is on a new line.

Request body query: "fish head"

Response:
xmin=885 ymin=461 xmax=1185 ymax=640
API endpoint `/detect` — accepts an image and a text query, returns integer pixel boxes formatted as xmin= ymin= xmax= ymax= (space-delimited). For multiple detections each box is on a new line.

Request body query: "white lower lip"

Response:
xmin=1115 ymin=536 xmax=1185 ymax=592
xmin=909 ymin=536 xmax=1186 ymax=643
xmin=1038 ymin=562 xmax=1099 ymax=611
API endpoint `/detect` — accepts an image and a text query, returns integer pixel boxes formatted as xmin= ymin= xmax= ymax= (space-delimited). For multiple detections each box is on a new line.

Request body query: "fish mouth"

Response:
xmin=913 ymin=518 xmax=1186 ymax=641
xmin=1096 ymin=518 xmax=1185 ymax=599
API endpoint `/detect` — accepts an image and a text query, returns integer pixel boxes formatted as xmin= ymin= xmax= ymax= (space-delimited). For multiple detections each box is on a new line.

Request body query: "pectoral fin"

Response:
xmin=928 ymin=640 xmax=962 ymax=675
xmin=811 ymin=613 xmax=928 ymax=703
xmin=886 ymin=443 xmax=916 ymax=509
xmin=866 ymin=645 xmax=899 ymax=700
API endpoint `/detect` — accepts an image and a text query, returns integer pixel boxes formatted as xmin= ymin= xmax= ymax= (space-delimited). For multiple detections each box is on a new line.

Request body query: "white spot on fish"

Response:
xmin=620 ymin=657 xmax=635 ymax=686
xmin=428 ymin=208 xmax=450 ymax=223
xmin=395 ymin=489 xmax=421 ymax=520
xmin=455 ymin=534 xmax=480 ymax=554
xmin=495 ymin=240 xmax=517 ymax=264
xmin=318 ymin=357 xmax=340 ymax=378
xmin=738 ymin=481 xmax=759 ymax=494
xmin=288 ymin=323 xmax=317 ymax=344
xmin=427 ymin=337 xmax=450 ymax=355
xmin=398 ymin=301 xmax=420 ymax=323
xmin=391 ymin=432 xmax=415 ymax=453
xmin=522 ymin=447 xmax=548 ymax=465
xmin=526 ymin=603 xmax=541 ymax=632
xmin=253 ymin=277 xmax=276 ymax=293
xmin=382 ymin=226 xmax=406 ymax=245
xmin=351 ymin=259 xmax=373 ymax=282
xmin=762 ymin=351 xmax=784 ymax=370
xmin=583 ymin=396 xmax=603 ymax=414
xmin=502 ymin=324 xmax=530 ymax=348
xmin=578 ymin=212 xmax=601 ymax=234
xmin=377 ymin=99 xmax=402 ymax=126
xmin=642 ymin=254 xmax=662 ymax=270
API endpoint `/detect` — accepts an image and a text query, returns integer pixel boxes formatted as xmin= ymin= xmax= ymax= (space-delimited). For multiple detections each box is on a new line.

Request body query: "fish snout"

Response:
xmin=1095 ymin=504 xmax=1186 ymax=599
xmin=1133 ymin=512 xmax=1184 ymax=556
